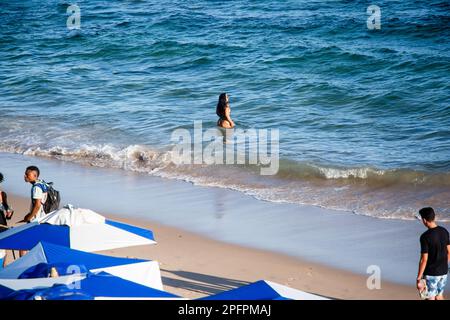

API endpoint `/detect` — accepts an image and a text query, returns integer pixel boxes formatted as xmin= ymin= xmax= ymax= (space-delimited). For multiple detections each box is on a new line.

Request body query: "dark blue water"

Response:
xmin=1 ymin=0 xmax=449 ymax=220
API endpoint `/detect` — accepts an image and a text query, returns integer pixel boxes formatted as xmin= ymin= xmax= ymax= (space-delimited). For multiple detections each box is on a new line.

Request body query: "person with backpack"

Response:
xmin=23 ymin=166 xmax=47 ymax=222
xmin=20 ymin=166 xmax=60 ymax=257
xmin=22 ymin=166 xmax=60 ymax=222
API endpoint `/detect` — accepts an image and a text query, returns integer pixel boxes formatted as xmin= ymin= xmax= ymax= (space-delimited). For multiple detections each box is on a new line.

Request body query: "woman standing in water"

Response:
xmin=216 ymin=93 xmax=235 ymax=128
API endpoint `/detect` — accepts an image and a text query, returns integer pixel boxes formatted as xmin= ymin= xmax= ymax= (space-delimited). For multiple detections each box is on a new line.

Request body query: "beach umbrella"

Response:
xmin=200 ymin=280 xmax=329 ymax=300
xmin=0 ymin=242 xmax=163 ymax=290
xmin=0 ymin=271 xmax=180 ymax=300
xmin=0 ymin=205 xmax=155 ymax=251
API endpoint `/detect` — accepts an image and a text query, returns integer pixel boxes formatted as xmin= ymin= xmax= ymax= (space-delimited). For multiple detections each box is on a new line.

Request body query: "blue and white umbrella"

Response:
xmin=201 ymin=280 xmax=329 ymax=300
xmin=0 ymin=242 xmax=163 ymax=290
xmin=0 ymin=271 xmax=180 ymax=300
xmin=0 ymin=205 xmax=156 ymax=252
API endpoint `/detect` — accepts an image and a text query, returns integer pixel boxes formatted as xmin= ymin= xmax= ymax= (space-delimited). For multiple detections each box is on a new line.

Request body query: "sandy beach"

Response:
xmin=1 ymin=152 xmax=446 ymax=300
xmin=1 ymin=0 xmax=448 ymax=303
xmin=3 ymin=193 xmax=418 ymax=300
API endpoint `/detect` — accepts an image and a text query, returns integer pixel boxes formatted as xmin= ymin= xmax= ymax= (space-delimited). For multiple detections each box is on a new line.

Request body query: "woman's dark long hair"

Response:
xmin=216 ymin=93 xmax=228 ymax=118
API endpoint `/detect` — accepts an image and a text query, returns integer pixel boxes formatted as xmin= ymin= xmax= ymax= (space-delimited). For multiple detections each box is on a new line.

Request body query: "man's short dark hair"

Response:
xmin=0 ymin=172 xmax=3 ymax=183
xmin=25 ymin=166 xmax=40 ymax=177
xmin=419 ymin=207 xmax=435 ymax=222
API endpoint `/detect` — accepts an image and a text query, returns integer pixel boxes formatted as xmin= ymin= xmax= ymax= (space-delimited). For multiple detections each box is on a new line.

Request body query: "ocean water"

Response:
xmin=1 ymin=0 xmax=449 ymax=220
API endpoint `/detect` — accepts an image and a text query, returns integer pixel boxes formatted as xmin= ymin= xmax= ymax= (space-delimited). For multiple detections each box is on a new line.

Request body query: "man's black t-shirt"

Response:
xmin=420 ymin=226 xmax=450 ymax=276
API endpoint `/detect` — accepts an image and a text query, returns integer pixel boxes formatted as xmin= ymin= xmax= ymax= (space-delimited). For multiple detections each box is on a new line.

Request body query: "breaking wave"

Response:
xmin=0 ymin=142 xmax=449 ymax=222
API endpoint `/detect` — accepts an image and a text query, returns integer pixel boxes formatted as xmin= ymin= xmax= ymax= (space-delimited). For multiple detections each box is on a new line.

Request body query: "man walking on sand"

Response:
xmin=23 ymin=166 xmax=48 ymax=223
xmin=416 ymin=207 xmax=450 ymax=300
xmin=19 ymin=166 xmax=48 ymax=257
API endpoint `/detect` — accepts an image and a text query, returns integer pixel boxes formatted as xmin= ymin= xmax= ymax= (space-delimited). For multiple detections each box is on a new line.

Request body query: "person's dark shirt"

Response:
xmin=420 ymin=225 xmax=450 ymax=276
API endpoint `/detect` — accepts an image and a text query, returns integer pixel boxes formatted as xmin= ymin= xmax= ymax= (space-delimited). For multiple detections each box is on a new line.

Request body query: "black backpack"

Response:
xmin=35 ymin=181 xmax=61 ymax=214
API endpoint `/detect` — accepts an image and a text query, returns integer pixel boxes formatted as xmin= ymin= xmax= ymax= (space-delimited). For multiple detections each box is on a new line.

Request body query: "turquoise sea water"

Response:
xmin=1 ymin=0 xmax=449 ymax=220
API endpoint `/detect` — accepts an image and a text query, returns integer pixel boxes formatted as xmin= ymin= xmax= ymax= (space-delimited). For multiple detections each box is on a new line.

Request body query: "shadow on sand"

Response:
xmin=161 ymin=268 xmax=250 ymax=296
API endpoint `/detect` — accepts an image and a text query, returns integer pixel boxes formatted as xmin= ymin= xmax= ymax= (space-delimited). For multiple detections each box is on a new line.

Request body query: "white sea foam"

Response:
xmin=0 ymin=142 xmax=449 ymax=222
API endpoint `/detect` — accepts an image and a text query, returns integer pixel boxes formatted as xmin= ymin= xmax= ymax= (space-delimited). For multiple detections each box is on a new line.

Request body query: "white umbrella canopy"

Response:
xmin=201 ymin=280 xmax=330 ymax=300
xmin=0 ymin=242 xmax=163 ymax=290
xmin=0 ymin=272 xmax=181 ymax=300
xmin=0 ymin=205 xmax=156 ymax=252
